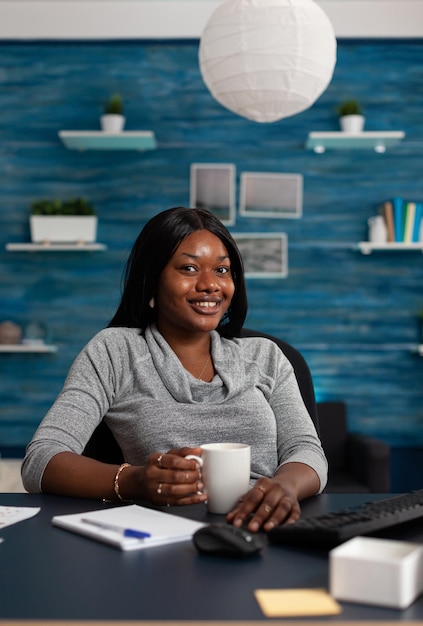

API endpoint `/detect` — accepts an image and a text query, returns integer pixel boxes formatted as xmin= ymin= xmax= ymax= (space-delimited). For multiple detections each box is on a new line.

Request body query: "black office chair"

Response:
xmin=83 ymin=328 xmax=319 ymax=463
xmin=317 ymin=401 xmax=390 ymax=493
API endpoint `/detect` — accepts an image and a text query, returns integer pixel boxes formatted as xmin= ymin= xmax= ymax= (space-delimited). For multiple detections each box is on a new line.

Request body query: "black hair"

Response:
xmin=108 ymin=207 xmax=248 ymax=337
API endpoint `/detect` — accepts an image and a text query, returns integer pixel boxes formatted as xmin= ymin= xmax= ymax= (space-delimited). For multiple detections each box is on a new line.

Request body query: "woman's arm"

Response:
xmin=40 ymin=448 xmax=209 ymax=505
xmin=41 ymin=452 xmax=121 ymax=499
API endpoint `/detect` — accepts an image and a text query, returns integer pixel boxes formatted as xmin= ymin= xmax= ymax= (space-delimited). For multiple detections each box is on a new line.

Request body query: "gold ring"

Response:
xmin=157 ymin=454 xmax=164 ymax=468
xmin=157 ymin=483 xmax=163 ymax=495
xmin=257 ymin=485 xmax=266 ymax=494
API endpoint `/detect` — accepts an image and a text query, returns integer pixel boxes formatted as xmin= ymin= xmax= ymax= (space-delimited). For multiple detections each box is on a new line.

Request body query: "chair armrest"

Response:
xmin=347 ymin=434 xmax=391 ymax=492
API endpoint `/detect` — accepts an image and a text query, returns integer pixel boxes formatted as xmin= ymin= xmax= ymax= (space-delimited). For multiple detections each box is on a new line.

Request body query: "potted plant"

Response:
xmin=30 ymin=197 xmax=97 ymax=244
xmin=100 ymin=93 xmax=125 ymax=133
xmin=336 ymin=99 xmax=365 ymax=133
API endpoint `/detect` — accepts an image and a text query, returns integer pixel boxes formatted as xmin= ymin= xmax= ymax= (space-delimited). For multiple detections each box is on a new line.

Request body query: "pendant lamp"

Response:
xmin=199 ymin=0 xmax=337 ymax=123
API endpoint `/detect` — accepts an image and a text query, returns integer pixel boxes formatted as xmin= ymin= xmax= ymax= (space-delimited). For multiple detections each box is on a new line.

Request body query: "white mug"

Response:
xmin=187 ymin=443 xmax=251 ymax=514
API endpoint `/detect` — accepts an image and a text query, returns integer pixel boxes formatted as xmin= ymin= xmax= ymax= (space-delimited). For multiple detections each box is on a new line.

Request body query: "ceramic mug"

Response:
xmin=186 ymin=443 xmax=251 ymax=514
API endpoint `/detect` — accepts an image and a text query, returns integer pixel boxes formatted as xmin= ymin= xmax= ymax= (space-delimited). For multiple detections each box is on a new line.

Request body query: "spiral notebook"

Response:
xmin=52 ymin=504 xmax=206 ymax=551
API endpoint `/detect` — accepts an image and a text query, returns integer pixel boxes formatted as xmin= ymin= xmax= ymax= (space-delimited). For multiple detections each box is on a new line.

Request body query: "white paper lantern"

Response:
xmin=199 ymin=0 xmax=337 ymax=123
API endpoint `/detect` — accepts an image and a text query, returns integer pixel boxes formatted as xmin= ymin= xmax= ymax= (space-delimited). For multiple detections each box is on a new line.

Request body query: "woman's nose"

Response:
xmin=196 ymin=270 xmax=219 ymax=292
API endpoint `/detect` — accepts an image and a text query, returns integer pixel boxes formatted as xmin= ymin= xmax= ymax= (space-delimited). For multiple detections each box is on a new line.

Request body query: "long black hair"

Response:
xmin=108 ymin=207 xmax=248 ymax=337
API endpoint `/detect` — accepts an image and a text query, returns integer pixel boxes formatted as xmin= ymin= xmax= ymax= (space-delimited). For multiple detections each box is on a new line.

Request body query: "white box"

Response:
xmin=30 ymin=216 xmax=97 ymax=243
xmin=330 ymin=536 xmax=423 ymax=609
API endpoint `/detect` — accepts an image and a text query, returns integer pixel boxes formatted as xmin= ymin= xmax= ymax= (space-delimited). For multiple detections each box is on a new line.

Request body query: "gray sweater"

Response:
xmin=22 ymin=325 xmax=328 ymax=493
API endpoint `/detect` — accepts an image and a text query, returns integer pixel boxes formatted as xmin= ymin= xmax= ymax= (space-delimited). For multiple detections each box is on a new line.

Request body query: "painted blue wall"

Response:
xmin=0 ymin=41 xmax=422 ymax=481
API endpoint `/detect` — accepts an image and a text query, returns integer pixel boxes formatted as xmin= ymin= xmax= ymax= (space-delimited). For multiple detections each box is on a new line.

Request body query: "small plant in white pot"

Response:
xmin=100 ymin=93 xmax=125 ymax=133
xmin=336 ymin=99 xmax=365 ymax=133
xmin=30 ymin=197 xmax=97 ymax=244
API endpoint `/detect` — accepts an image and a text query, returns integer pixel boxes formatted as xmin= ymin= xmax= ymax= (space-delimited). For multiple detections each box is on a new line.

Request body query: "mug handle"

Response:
xmin=185 ymin=454 xmax=203 ymax=467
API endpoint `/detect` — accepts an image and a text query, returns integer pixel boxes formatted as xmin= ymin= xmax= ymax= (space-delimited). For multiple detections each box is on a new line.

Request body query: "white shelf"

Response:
xmin=306 ymin=131 xmax=405 ymax=153
xmin=356 ymin=242 xmax=423 ymax=255
xmin=59 ymin=130 xmax=157 ymax=151
xmin=6 ymin=242 xmax=107 ymax=252
xmin=0 ymin=344 xmax=58 ymax=353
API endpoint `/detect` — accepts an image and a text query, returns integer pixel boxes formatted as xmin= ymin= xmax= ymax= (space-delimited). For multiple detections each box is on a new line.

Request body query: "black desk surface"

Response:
xmin=1 ymin=492 xmax=423 ymax=622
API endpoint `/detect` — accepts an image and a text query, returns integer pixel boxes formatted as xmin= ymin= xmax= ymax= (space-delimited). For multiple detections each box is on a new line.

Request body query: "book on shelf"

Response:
xmin=382 ymin=197 xmax=422 ymax=244
xmin=412 ymin=202 xmax=423 ymax=242
xmin=392 ymin=196 xmax=404 ymax=242
xmin=381 ymin=201 xmax=395 ymax=242
xmin=403 ymin=202 xmax=416 ymax=244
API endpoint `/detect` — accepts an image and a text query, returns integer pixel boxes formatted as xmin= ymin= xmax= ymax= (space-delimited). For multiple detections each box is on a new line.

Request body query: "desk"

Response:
xmin=1 ymin=492 xmax=423 ymax=622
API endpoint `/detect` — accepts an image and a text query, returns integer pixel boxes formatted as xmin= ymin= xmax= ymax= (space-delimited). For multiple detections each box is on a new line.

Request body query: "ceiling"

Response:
xmin=0 ymin=1 xmax=422 ymax=39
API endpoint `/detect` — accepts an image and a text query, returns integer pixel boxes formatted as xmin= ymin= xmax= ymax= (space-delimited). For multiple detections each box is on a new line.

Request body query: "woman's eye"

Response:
xmin=216 ymin=266 xmax=231 ymax=275
xmin=181 ymin=264 xmax=197 ymax=272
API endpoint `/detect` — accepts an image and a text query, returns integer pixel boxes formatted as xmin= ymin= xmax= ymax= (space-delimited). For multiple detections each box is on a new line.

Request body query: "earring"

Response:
xmin=149 ymin=297 xmax=155 ymax=309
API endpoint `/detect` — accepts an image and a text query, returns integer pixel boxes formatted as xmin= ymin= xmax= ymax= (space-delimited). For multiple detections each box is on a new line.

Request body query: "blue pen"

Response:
xmin=81 ymin=518 xmax=151 ymax=539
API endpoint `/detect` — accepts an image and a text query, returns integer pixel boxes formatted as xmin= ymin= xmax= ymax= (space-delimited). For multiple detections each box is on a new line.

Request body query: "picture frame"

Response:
xmin=239 ymin=172 xmax=303 ymax=219
xmin=190 ymin=163 xmax=236 ymax=225
xmin=232 ymin=233 xmax=288 ymax=278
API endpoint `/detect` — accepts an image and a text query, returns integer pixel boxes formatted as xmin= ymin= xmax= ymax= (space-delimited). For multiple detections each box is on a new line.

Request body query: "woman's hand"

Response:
xmin=225 ymin=462 xmax=320 ymax=532
xmin=225 ymin=477 xmax=300 ymax=532
xmin=140 ymin=447 xmax=208 ymax=507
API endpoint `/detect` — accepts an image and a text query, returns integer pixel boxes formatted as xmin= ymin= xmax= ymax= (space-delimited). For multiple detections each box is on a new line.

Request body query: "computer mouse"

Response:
xmin=193 ymin=523 xmax=266 ymax=558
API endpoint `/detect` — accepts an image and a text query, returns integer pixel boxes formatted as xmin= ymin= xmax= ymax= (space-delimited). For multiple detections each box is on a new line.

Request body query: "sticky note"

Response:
xmin=254 ymin=588 xmax=342 ymax=617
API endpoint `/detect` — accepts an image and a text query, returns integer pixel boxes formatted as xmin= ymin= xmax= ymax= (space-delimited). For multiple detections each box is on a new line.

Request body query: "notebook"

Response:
xmin=52 ymin=504 xmax=206 ymax=551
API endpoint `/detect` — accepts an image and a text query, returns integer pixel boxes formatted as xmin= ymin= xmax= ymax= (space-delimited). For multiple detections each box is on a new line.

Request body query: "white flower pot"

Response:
xmin=100 ymin=114 xmax=125 ymax=133
xmin=30 ymin=216 xmax=98 ymax=243
xmin=339 ymin=114 xmax=365 ymax=133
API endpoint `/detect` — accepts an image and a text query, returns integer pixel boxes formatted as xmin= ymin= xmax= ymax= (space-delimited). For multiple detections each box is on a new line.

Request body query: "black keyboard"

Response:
xmin=268 ymin=490 xmax=423 ymax=548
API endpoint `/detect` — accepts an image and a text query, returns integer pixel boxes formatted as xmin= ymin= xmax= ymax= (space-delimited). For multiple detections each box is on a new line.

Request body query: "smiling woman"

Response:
xmin=21 ymin=207 xmax=327 ymax=533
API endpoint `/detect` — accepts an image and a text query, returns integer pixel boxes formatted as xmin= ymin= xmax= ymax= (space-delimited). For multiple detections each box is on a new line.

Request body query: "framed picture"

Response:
xmin=190 ymin=163 xmax=236 ymax=225
xmin=232 ymin=233 xmax=288 ymax=278
xmin=239 ymin=172 xmax=303 ymax=219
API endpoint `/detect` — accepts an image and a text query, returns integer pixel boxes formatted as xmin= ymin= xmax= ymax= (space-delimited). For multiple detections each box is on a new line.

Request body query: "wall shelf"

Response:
xmin=6 ymin=243 xmax=107 ymax=252
xmin=58 ymin=130 xmax=157 ymax=151
xmin=306 ymin=131 xmax=405 ymax=153
xmin=356 ymin=242 xmax=423 ymax=255
xmin=0 ymin=344 xmax=58 ymax=353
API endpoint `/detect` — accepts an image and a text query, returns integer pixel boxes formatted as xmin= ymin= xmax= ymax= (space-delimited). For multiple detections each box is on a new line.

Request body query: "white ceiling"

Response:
xmin=0 ymin=1 xmax=421 ymax=39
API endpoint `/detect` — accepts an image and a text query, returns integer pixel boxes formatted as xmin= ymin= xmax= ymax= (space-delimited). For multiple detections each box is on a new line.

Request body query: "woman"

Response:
xmin=22 ymin=207 xmax=327 ymax=532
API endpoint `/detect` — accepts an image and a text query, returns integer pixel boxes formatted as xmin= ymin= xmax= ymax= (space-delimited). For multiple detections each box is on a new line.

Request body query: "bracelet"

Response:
xmin=113 ymin=462 xmax=132 ymax=502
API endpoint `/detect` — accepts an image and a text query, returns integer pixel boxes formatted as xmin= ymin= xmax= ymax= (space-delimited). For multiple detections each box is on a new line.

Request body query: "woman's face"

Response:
xmin=155 ymin=229 xmax=235 ymax=337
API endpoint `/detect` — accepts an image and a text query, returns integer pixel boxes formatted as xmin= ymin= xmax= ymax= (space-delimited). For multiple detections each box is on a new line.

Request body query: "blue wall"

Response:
xmin=0 ymin=41 xmax=422 ymax=476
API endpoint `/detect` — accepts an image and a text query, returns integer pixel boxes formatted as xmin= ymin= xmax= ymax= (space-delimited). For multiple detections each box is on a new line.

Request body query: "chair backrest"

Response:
xmin=316 ymin=401 xmax=348 ymax=470
xmin=83 ymin=328 xmax=319 ymax=462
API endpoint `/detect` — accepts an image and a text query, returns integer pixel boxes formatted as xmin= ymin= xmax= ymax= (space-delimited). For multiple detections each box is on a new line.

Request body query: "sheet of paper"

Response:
xmin=52 ymin=504 xmax=206 ymax=551
xmin=254 ymin=588 xmax=342 ymax=617
xmin=0 ymin=506 xmax=40 ymax=529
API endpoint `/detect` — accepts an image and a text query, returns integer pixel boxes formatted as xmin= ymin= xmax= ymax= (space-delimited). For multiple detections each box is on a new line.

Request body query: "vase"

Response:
xmin=340 ymin=114 xmax=365 ymax=134
xmin=30 ymin=216 xmax=98 ymax=243
xmin=368 ymin=216 xmax=388 ymax=243
xmin=0 ymin=320 xmax=22 ymax=344
xmin=100 ymin=114 xmax=125 ymax=133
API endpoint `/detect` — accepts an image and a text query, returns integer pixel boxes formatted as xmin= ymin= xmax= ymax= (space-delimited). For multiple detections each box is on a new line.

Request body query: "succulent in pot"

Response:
xmin=336 ymin=99 xmax=365 ymax=133
xmin=100 ymin=93 xmax=125 ymax=133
